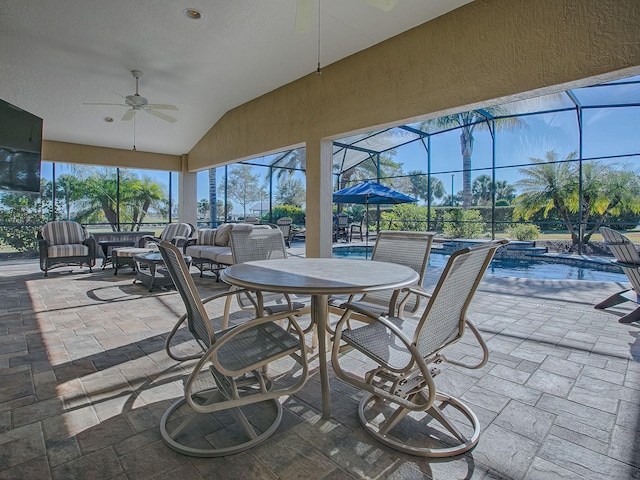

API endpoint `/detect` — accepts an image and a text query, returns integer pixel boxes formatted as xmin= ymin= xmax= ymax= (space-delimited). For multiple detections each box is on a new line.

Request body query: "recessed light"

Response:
xmin=183 ymin=8 xmax=202 ymax=20
xmin=104 ymin=117 xmax=114 ymax=122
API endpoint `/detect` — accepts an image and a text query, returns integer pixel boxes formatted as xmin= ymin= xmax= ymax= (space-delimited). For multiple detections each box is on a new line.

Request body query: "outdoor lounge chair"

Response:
xmin=594 ymin=227 xmax=640 ymax=323
xmin=331 ymin=239 xmax=507 ymax=457
xmin=38 ymin=220 xmax=97 ymax=277
xmin=157 ymin=241 xmax=309 ymax=457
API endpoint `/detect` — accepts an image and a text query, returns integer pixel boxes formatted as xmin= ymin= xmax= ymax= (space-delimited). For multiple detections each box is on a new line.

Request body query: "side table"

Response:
xmin=133 ymin=252 xmax=191 ymax=291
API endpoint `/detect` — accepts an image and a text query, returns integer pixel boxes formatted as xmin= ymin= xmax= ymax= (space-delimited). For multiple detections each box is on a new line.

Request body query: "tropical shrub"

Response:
xmin=267 ymin=205 xmax=305 ymax=225
xmin=442 ymin=209 xmax=485 ymax=238
xmin=507 ymin=223 xmax=541 ymax=241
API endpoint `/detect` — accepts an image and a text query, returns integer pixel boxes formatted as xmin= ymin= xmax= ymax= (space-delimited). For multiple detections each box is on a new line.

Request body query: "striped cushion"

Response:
xmin=113 ymin=246 xmax=159 ymax=258
xmin=197 ymin=229 xmax=217 ymax=246
xmin=48 ymin=244 xmax=88 ymax=258
xmin=41 ymin=221 xmax=85 ymax=246
xmin=160 ymin=223 xmax=192 ymax=241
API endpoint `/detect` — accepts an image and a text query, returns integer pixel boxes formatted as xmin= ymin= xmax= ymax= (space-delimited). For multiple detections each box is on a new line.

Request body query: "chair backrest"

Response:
xmin=600 ymin=227 xmax=640 ymax=291
xmin=337 ymin=213 xmax=350 ymax=228
xmin=41 ymin=220 xmax=86 ymax=245
xmin=160 ymin=223 xmax=194 ymax=242
xmin=229 ymin=228 xmax=288 ymax=264
xmin=362 ymin=231 xmax=435 ymax=312
xmin=414 ymin=239 xmax=508 ymax=357
xmin=158 ymin=241 xmax=215 ymax=350
xmin=277 ymin=216 xmax=292 ymax=235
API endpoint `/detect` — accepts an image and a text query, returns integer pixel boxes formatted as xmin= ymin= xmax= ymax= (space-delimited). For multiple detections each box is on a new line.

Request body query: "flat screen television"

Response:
xmin=0 ymin=99 xmax=43 ymax=193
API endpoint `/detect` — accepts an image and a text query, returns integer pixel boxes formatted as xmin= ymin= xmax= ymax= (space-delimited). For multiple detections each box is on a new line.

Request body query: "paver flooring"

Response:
xmin=1 ymin=257 xmax=639 ymax=479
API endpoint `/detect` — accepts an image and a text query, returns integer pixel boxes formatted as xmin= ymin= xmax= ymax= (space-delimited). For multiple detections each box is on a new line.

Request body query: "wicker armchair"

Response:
xmin=157 ymin=241 xmax=308 ymax=457
xmin=331 ymin=239 xmax=507 ymax=457
xmin=37 ymin=221 xmax=96 ymax=277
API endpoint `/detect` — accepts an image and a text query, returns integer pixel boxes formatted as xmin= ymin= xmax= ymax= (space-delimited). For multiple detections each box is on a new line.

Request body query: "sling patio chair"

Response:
xmin=331 ymin=239 xmax=507 ymax=457
xmin=227 ymin=228 xmax=316 ymax=350
xmin=329 ymin=231 xmax=436 ymax=331
xmin=157 ymin=241 xmax=309 ymax=457
xmin=276 ymin=216 xmax=294 ymax=247
xmin=595 ymin=227 xmax=640 ymax=323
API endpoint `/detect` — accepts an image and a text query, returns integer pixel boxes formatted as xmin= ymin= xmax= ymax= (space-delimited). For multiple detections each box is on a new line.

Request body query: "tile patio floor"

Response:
xmin=1 ymin=257 xmax=640 ymax=479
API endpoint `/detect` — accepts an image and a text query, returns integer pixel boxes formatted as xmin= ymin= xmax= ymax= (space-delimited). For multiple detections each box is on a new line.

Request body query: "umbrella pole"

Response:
xmin=365 ymin=199 xmax=369 ymax=259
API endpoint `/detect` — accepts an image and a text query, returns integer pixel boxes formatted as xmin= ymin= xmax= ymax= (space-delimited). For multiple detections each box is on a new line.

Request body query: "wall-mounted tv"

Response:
xmin=0 ymin=99 xmax=43 ymax=193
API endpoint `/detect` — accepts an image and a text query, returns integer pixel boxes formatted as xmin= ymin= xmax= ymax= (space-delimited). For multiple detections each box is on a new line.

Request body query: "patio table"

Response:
xmin=219 ymin=257 xmax=419 ymax=418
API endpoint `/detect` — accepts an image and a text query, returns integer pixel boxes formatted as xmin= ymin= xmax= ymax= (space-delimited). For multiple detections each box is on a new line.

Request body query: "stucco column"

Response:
xmin=178 ymin=167 xmax=198 ymax=228
xmin=305 ymin=138 xmax=333 ymax=258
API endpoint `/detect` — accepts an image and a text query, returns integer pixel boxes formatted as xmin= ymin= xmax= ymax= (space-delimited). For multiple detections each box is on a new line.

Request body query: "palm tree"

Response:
xmin=405 ymin=171 xmax=445 ymax=205
xmin=513 ymin=151 xmax=640 ymax=244
xmin=420 ymin=110 xmax=525 ymax=209
xmin=494 ymin=180 xmax=516 ymax=204
xmin=472 ymin=174 xmax=492 ymax=206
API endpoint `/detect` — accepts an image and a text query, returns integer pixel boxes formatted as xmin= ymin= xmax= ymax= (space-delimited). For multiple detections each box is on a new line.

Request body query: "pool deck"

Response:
xmin=1 ymin=256 xmax=640 ymax=479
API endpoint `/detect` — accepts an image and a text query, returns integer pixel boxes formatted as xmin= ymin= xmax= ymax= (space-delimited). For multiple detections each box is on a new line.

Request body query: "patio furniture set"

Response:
xmin=157 ymin=234 xmax=508 ymax=457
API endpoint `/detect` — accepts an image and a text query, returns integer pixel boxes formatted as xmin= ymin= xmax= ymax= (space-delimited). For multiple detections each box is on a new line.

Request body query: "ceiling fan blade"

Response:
xmin=366 ymin=0 xmax=399 ymax=12
xmin=121 ymin=109 xmax=136 ymax=121
xmin=147 ymin=104 xmax=178 ymax=111
xmin=295 ymin=0 xmax=314 ymax=33
xmin=83 ymin=102 xmax=126 ymax=107
xmin=147 ymin=109 xmax=177 ymax=123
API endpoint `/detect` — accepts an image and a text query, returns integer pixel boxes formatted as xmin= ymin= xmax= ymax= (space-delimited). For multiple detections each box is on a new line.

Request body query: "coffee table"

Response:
xmin=133 ymin=252 xmax=191 ymax=291
xmin=219 ymin=258 xmax=419 ymax=418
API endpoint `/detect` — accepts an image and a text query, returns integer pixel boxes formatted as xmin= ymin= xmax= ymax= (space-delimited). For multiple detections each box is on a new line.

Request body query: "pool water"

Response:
xmin=332 ymin=246 xmax=627 ymax=282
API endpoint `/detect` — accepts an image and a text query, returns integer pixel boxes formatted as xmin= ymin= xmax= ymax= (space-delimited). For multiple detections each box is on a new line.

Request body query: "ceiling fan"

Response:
xmin=83 ymin=70 xmax=178 ymax=123
xmin=295 ymin=0 xmax=399 ymax=33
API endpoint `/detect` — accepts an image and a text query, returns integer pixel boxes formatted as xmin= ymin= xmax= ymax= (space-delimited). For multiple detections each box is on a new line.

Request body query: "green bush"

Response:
xmin=442 ymin=209 xmax=485 ymax=238
xmin=507 ymin=223 xmax=541 ymax=241
xmin=265 ymin=205 xmax=305 ymax=225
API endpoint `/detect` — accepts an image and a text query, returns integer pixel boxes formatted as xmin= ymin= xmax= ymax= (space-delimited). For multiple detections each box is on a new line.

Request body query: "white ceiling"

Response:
xmin=0 ymin=0 xmax=472 ymax=156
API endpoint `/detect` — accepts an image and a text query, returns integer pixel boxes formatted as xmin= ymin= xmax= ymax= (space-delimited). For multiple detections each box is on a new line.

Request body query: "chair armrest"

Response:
xmin=183 ymin=237 xmax=197 ymax=253
xmin=437 ymin=319 xmax=489 ymax=370
xmin=83 ymin=236 xmax=97 ymax=259
xmin=184 ymin=309 xmax=307 ymax=414
xmin=172 ymin=236 xmax=188 ymax=248
xmin=331 ymin=312 xmax=437 ymax=411
xmin=140 ymin=235 xmax=159 ymax=247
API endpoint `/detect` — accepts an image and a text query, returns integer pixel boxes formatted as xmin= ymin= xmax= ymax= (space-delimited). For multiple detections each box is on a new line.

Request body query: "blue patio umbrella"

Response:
xmin=333 ymin=180 xmax=418 ymax=256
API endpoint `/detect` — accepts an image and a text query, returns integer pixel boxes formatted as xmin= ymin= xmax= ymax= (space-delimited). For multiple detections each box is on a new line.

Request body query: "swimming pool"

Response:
xmin=332 ymin=246 xmax=627 ymax=282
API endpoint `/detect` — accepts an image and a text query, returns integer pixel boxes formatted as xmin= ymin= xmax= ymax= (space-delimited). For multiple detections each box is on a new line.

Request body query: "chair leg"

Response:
xmin=594 ymin=290 xmax=631 ymax=309
xmin=619 ymin=307 xmax=640 ymax=324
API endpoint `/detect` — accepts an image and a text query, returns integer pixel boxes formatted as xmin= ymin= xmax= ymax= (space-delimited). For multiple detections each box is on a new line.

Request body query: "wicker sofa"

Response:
xmin=184 ymin=223 xmax=272 ymax=278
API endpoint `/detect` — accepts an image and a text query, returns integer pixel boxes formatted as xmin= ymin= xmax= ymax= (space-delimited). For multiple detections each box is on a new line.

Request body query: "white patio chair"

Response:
xmin=330 ymin=231 xmax=435 ymax=331
xmin=331 ymin=239 xmax=507 ymax=457
xmin=595 ymin=227 xmax=640 ymax=323
xmin=157 ymin=241 xmax=309 ymax=457
xmin=228 ymin=228 xmax=315 ymax=349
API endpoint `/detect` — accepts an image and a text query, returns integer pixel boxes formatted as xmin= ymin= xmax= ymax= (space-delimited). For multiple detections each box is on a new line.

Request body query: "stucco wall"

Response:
xmin=187 ymin=0 xmax=640 ymax=256
xmin=42 ymin=140 xmax=182 ymax=171
xmin=188 ymin=0 xmax=640 ymax=170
